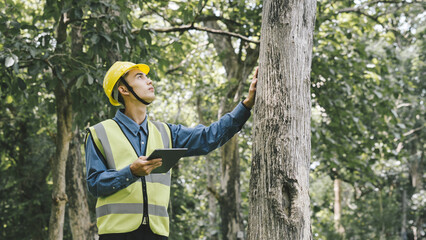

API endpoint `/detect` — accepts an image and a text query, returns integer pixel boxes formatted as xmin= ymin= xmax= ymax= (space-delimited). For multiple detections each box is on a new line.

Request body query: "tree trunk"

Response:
xmin=197 ymin=96 xmax=220 ymax=240
xmin=248 ymin=1 xmax=316 ymax=239
xmin=219 ymin=136 xmax=244 ymax=240
xmin=206 ymin=156 xmax=219 ymax=240
xmin=401 ymin=189 xmax=408 ymax=240
xmin=333 ymin=179 xmax=345 ymax=237
xmin=49 ymin=13 xmax=81 ymax=240
xmin=410 ymin=144 xmax=423 ymax=240
xmin=66 ymin=130 xmax=93 ymax=240
xmin=379 ymin=189 xmax=386 ymax=240
xmin=203 ymin=20 xmax=259 ymax=240
xmin=49 ymin=83 xmax=72 ymax=240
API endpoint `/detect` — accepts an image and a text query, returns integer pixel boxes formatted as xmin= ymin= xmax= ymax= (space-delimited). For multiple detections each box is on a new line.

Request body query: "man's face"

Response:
xmin=123 ymin=68 xmax=155 ymax=103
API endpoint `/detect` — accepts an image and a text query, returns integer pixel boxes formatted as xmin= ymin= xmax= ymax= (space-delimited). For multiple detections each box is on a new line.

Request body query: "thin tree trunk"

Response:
xmin=333 ymin=179 xmax=345 ymax=237
xmin=219 ymin=136 xmax=244 ymax=240
xmin=207 ymin=156 xmax=219 ymax=240
xmin=377 ymin=189 xmax=385 ymax=240
xmin=401 ymin=189 xmax=407 ymax=240
xmin=410 ymin=145 xmax=423 ymax=240
xmin=203 ymin=20 xmax=259 ymax=240
xmin=248 ymin=1 xmax=316 ymax=239
xmin=49 ymin=13 xmax=81 ymax=239
xmin=49 ymin=83 xmax=72 ymax=240
xmin=197 ymin=96 xmax=220 ymax=240
xmin=66 ymin=130 xmax=92 ymax=240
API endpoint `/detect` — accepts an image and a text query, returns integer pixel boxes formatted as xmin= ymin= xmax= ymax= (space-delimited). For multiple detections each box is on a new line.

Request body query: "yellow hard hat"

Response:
xmin=103 ymin=61 xmax=150 ymax=106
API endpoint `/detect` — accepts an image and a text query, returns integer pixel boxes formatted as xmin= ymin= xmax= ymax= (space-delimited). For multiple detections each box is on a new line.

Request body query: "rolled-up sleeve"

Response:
xmin=168 ymin=102 xmax=251 ymax=156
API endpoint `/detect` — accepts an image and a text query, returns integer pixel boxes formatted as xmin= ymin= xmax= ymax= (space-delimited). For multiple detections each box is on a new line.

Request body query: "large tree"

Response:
xmin=248 ymin=1 xmax=316 ymax=239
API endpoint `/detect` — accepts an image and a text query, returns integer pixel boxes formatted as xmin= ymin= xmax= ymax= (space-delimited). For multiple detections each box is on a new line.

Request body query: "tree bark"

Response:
xmin=333 ymin=179 xmax=345 ymax=237
xmin=207 ymin=156 xmax=219 ymax=240
xmin=401 ymin=189 xmax=408 ymax=240
xmin=203 ymin=20 xmax=259 ymax=240
xmin=409 ymin=144 xmax=424 ymax=240
xmin=219 ymin=136 xmax=244 ymax=240
xmin=197 ymin=95 xmax=219 ymax=240
xmin=66 ymin=130 xmax=93 ymax=240
xmin=248 ymin=1 xmax=316 ymax=239
xmin=48 ymin=13 xmax=72 ymax=240
xmin=49 ymin=83 xmax=72 ymax=240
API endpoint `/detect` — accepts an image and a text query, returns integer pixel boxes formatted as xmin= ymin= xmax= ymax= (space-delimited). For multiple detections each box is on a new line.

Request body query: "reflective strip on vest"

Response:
xmin=151 ymin=121 xmax=170 ymax=148
xmin=96 ymin=203 xmax=168 ymax=218
xmin=146 ymin=172 xmax=171 ymax=186
xmin=88 ymin=119 xmax=173 ymax=236
xmin=92 ymin=123 xmax=116 ymax=169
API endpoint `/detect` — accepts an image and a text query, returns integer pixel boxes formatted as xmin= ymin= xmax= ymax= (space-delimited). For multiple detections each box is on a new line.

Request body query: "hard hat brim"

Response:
xmin=126 ymin=64 xmax=150 ymax=76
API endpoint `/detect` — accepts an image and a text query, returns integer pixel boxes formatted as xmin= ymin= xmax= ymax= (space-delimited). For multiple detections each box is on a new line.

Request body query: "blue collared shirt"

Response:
xmin=85 ymin=102 xmax=251 ymax=197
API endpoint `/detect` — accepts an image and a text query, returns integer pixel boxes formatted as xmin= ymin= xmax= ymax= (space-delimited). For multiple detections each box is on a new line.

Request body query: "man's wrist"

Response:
xmin=129 ymin=163 xmax=139 ymax=177
xmin=242 ymin=99 xmax=253 ymax=110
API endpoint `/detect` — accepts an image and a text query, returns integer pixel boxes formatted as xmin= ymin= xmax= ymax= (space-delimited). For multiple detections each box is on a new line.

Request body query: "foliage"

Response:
xmin=311 ymin=0 xmax=425 ymax=239
xmin=0 ymin=0 xmax=424 ymax=239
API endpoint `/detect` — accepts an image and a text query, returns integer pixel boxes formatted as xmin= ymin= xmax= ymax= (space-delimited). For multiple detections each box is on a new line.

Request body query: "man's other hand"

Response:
xmin=130 ymin=156 xmax=162 ymax=176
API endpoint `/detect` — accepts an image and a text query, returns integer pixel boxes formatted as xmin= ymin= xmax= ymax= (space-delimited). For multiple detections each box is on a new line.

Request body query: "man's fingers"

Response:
xmin=252 ymin=77 xmax=258 ymax=87
xmin=145 ymin=161 xmax=163 ymax=174
xmin=146 ymin=158 xmax=162 ymax=164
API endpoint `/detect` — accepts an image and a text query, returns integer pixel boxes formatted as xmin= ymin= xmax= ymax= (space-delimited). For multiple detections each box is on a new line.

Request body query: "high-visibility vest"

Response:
xmin=87 ymin=119 xmax=173 ymax=236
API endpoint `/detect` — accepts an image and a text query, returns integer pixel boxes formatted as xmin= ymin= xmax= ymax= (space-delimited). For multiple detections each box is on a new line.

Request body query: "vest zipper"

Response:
xmin=141 ymin=176 xmax=149 ymax=225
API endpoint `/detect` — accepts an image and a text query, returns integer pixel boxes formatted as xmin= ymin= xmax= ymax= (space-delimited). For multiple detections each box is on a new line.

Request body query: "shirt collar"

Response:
xmin=114 ymin=109 xmax=148 ymax=136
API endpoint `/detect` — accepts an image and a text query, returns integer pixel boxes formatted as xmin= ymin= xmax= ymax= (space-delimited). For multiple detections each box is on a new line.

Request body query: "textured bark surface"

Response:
xmin=49 ymin=16 xmax=82 ymax=240
xmin=219 ymin=136 xmax=244 ymax=240
xmin=49 ymin=82 xmax=72 ymax=240
xmin=248 ymin=1 xmax=316 ymax=239
xmin=66 ymin=131 xmax=93 ymax=240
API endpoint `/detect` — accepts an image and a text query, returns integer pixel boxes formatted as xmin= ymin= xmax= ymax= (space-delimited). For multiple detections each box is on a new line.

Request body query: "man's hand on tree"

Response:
xmin=243 ymin=67 xmax=258 ymax=109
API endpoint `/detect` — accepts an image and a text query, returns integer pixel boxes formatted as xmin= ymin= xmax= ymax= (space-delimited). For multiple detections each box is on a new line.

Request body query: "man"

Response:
xmin=85 ymin=61 xmax=258 ymax=240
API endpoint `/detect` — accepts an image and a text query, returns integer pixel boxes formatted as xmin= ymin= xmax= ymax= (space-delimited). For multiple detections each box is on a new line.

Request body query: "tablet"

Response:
xmin=147 ymin=148 xmax=188 ymax=173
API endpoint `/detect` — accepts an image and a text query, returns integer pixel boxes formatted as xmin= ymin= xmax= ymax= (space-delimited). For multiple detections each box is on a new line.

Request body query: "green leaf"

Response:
xmin=91 ymin=34 xmax=100 ymax=44
xmin=87 ymin=74 xmax=94 ymax=85
xmin=139 ymin=29 xmax=152 ymax=46
xmin=74 ymin=8 xmax=83 ymax=19
xmin=17 ymin=78 xmax=26 ymax=90
xmin=76 ymin=75 xmax=84 ymax=88
xmin=100 ymin=33 xmax=111 ymax=42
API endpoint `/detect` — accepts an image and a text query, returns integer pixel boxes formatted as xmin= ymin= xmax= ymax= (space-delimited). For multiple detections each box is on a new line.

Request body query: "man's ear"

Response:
xmin=118 ymin=85 xmax=130 ymax=96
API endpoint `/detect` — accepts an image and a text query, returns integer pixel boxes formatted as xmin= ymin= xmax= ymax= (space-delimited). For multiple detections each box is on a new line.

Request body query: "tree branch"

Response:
xmin=207 ymin=186 xmax=220 ymax=201
xmin=403 ymin=126 xmax=424 ymax=137
xmin=144 ymin=24 xmax=259 ymax=44
xmin=195 ymin=15 xmax=244 ymax=28
xmin=146 ymin=4 xmax=177 ymax=26
xmin=338 ymin=0 xmax=420 ymax=13
xmin=335 ymin=1 xmax=414 ymax=46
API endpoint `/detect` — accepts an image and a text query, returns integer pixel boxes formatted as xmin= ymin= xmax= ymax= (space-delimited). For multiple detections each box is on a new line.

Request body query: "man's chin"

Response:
xmin=146 ymin=96 xmax=155 ymax=104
